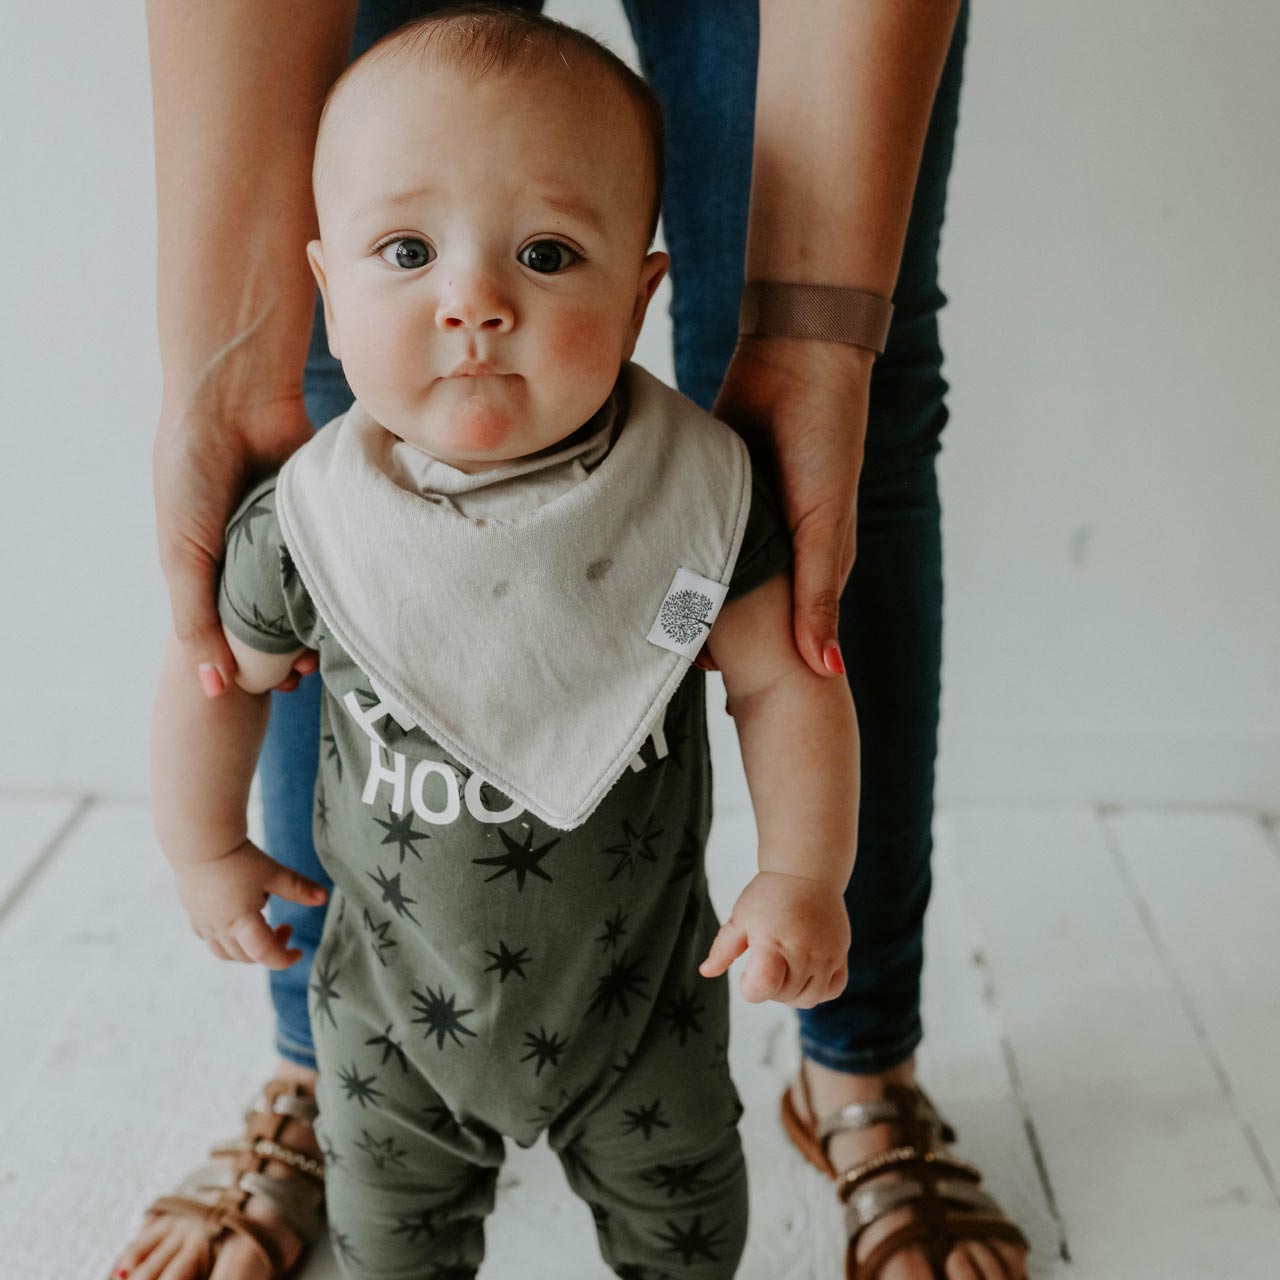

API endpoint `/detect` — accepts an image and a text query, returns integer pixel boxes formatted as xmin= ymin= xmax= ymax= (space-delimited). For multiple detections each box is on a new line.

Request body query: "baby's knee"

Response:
xmin=324 ymin=1161 xmax=496 ymax=1280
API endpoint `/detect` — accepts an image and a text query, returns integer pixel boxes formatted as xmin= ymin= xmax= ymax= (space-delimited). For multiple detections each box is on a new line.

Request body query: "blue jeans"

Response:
xmin=260 ymin=0 xmax=969 ymax=1074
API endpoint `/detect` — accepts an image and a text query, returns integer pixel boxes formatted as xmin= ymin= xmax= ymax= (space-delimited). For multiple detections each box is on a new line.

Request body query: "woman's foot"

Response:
xmin=791 ymin=1056 xmax=1028 ymax=1280
xmin=110 ymin=1061 xmax=322 ymax=1280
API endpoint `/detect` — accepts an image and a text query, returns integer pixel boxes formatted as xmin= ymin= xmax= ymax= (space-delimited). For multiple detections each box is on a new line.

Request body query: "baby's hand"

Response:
xmin=171 ymin=838 xmax=327 ymax=970
xmin=698 ymin=871 xmax=850 ymax=1008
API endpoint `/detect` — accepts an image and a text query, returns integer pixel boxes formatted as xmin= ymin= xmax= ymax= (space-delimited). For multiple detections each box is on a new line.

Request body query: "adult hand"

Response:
xmin=706 ymin=335 xmax=874 ymax=680
xmin=153 ymin=391 xmax=318 ymax=697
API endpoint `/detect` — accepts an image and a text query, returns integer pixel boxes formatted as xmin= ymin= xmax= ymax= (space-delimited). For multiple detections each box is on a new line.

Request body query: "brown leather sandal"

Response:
xmin=139 ymin=1078 xmax=326 ymax=1278
xmin=781 ymin=1071 xmax=1029 ymax=1279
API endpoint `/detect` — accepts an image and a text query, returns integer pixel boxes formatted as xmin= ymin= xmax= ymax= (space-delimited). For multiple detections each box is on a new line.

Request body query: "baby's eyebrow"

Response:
xmin=345 ymin=186 xmax=429 ymax=230
xmin=341 ymin=186 xmax=605 ymax=237
xmin=534 ymin=190 xmax=606 ymax=237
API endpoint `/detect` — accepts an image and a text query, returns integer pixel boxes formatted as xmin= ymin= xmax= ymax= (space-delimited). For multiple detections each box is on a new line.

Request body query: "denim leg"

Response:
xmin=623 ymin=0 xmax=970 ymax=1072
xmin=257 ymin=303 xmax=353 ymax=1069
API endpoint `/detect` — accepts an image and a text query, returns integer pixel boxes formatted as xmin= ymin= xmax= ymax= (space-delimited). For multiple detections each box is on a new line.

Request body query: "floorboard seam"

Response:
xmin=945 ymin=831 xmax=1073 ymax=1264
xmin=0 ymin=793 xmax=95 ymax=928
xmin=1098 ymin=807 xmax=1280 ymax=1209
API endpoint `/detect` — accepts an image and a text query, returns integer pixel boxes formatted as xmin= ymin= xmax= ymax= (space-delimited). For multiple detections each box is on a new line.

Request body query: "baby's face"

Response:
xmin=308 ymin=58 xmax=668 ymax=472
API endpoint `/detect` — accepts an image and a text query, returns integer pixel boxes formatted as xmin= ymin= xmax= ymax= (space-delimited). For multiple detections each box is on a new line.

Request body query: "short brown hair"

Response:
xmin=317 ymin=2 xmax=665 ymax=247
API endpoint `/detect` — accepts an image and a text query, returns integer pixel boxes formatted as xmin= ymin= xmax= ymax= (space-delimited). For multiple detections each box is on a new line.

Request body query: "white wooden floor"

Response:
xmin=3 ymin=715 xmax=1280 ymax=1277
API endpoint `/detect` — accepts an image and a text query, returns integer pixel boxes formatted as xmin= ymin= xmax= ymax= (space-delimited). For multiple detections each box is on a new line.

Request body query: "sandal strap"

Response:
xmin=818 ymin=1099 xmax=909 ymax=1141
xmin=146 ymin=1193 xmax=287 ymax=1276
xmin=173 ymin=1163 xmax=326 ymax=1244
xmin=245 ymin=1080 xmax=320 ymax=1125
xmin=856 ymin=1212 xmax=1030 ymax=1280
xmin=211 ymin=1137 xmax=326 ymax=1183
xmin=836 ymin=1146 xmax=981 ymax=1201
xmin=845 ymin=1176 xmax=1002 ymax=1238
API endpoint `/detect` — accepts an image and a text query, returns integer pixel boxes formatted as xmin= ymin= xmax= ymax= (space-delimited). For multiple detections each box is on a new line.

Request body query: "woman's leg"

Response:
xmin=619 ymin=4 xmax=1022 ymax=1278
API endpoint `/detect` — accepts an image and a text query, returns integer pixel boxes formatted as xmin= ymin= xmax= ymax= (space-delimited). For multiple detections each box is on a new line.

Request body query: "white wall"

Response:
xmin=1 ymin=3 xmax=1276 ymax=808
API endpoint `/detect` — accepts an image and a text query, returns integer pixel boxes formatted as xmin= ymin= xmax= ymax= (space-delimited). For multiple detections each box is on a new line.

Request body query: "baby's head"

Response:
xmin=307 ymin=4 xmax=669 ymax=472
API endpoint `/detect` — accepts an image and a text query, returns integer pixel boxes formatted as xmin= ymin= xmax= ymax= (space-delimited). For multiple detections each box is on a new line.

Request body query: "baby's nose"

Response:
xmin=436 ymin=280 xmax=514 ymax=332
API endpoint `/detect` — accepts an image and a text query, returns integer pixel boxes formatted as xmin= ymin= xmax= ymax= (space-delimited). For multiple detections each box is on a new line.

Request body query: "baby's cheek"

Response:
xmin=547 ymin=308 xmax=620 ymax=377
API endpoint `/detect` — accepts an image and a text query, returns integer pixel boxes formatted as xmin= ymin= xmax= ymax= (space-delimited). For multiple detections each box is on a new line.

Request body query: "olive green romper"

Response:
xmin=218 ymin=465 xmax=791 ymax=1280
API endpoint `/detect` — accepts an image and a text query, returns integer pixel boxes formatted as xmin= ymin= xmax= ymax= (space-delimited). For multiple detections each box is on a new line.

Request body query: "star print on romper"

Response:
xmin=411 ymin=984 xmax=478 ymax=1049
xmin=390 ymin=1205 xmax=439 ymax=1243
xmin=329 ymin=1229 xmax=360 ymax=1265
xmin=367 ymin=864 xmax=420 ymax=924
xmin=322 ymin=732 xmax=343 ymax=782
xmin=373 ymin=802 xmax=431 ymax=864
xmin=558 ymin=1133 xmax=592 ymax=1183
xmin=315 ymin=786 xmax=330 ymax=835
xmin=640 ymin=1160 xmax=711 ymax=1198
xmin=337 ymin=1063 xmax=384 ymax=1109
xmin=310 ymin=957 xmax=341 ymax=1029
xmin=620 ymin=1099 xmax=671 ymax=1141
xmin=658 ymin=985 xmax=706 ymax=1047
xmin=667 ymin=826 xmax=699 ymax=882
xmin=365 ymin=1023 xmax=410 ymax=1072
xmin=520 ymin=1026 xmax=569 ymax=1075
xmin=354 ymin=1127 xmax=407 ymax=1170
xmin=483 ymin=939 xmax=531 ymax=982
xmin=424 ymin=1101 xmax=462 ymax=1138
xmin=361 ymin=908 xmax=398 ymax=966
xmin=471 ymin=826 xmax=558 ymax=890
xmin=586 ymin=952 xmax=652 ymax=1021
xmin=601 ymin=816 xmax=664 ymax=881
xmin=654 ymin=1214 xmax=729 ymax=1265
xmin=226 ymin=492 xmax=273 ymax=556
xmin=594 ymin=907 xmax=628 ymax=951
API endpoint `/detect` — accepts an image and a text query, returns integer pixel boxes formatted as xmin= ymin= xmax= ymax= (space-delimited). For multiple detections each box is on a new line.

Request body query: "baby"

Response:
xmin=151 ymin=6 xmax=859 ymax=1278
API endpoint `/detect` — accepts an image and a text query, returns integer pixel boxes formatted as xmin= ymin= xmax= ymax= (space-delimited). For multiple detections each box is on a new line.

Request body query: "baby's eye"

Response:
xmin=519 ymin=240 xmax=579 ymax=274
xmin=376 ymin=236 xmax=434 ymax=270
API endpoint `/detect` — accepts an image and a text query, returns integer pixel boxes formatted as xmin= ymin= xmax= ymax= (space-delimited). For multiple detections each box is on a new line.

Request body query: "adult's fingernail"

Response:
xmin=198 ymin=663 xmax=225 ymax=697
xmin=822 ymin=642 xmax=845 ymax=675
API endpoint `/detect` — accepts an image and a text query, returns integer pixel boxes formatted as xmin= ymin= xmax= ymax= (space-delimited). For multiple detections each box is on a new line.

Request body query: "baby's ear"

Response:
xmin=306 ymin=240 xmax=341 ymax=359
xmin=626 ymin=250 xmax=670 ymax=355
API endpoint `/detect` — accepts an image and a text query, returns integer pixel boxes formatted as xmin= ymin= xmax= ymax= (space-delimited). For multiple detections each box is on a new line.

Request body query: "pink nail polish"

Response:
xmin=822 ymin=643 xmax=845 ymax=675
xmin=198 ymin=664 xmax=224 ymax=697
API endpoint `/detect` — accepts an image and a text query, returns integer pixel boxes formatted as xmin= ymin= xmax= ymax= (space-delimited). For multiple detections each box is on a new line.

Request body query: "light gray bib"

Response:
xmin=276 ymin=361 xmax=751 ymax=830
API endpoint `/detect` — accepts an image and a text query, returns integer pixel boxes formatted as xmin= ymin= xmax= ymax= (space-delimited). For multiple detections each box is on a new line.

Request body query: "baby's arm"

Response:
xmin=152 ymin=628 xmax=327 ymax=968
xmin=697 ymin=569 xmax=859 ymax=1007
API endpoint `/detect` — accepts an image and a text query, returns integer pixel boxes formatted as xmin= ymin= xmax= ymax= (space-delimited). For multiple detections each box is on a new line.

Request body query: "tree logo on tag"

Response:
xmin=659 ymin=588 xmax=715 ymax=646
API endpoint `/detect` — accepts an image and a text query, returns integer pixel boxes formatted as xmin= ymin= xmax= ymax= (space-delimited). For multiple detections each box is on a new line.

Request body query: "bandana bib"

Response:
xmin=276 ymin=361 xmax=751 ymax=830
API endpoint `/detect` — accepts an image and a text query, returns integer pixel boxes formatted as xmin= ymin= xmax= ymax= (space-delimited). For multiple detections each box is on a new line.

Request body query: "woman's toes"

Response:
xmin=157 ymin=1241 xmax=206 ymax=1280
xmin=994 ymin=1240 xmax=1028 ymax=1279
xmin=129 ymin=1232 xmax=185 ymax=1280
xmin=113 ymin=1215 xmax=170 ymax=1273
xmin=209 ymin=1234 xmax=273 ymax=1280
xmin=971 ymin=1240 xmax=1013 ymax=1280
xmin=945 ymin=1242 xmax=987 ymax=1280
xmin=879 ymin=1243 xmax=940 ymax=1279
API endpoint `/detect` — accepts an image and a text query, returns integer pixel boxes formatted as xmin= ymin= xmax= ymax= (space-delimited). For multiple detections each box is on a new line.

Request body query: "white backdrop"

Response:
xmin=2 ymin=2 xmax=1276 ymax=808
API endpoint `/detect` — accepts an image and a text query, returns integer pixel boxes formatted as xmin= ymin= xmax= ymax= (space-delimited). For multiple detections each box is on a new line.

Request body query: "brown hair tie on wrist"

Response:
xmin=738 ymin=280 xmax=894 ymax=357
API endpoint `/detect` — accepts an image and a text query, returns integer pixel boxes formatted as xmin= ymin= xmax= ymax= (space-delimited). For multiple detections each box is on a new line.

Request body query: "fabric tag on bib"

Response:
xmin=646 ymin=566 xmax=729 ymax=660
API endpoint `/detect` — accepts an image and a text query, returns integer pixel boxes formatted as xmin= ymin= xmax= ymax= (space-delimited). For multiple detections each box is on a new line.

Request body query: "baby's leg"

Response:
xmin=315 ymin=1061 xmax=504 ymax=1280
xmin=549 ymin=970 xmax=747 ymax=1279
xmin=311 ymin=913 xmax=505 ymax=1279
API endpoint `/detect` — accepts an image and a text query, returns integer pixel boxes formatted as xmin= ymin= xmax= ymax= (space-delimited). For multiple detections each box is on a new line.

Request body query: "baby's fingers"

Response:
xmin=739 ymin=946 xmax=788 ymax=1004
xmin=206 ymin=937 xmax=233 ymax=962
xmin=699 ymin=921 xmax=748 ymax=979
xmin=229 ymin=914 xmax=303 ymax=970
xmin=266 ymin=862 xmax=328 ymax=908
